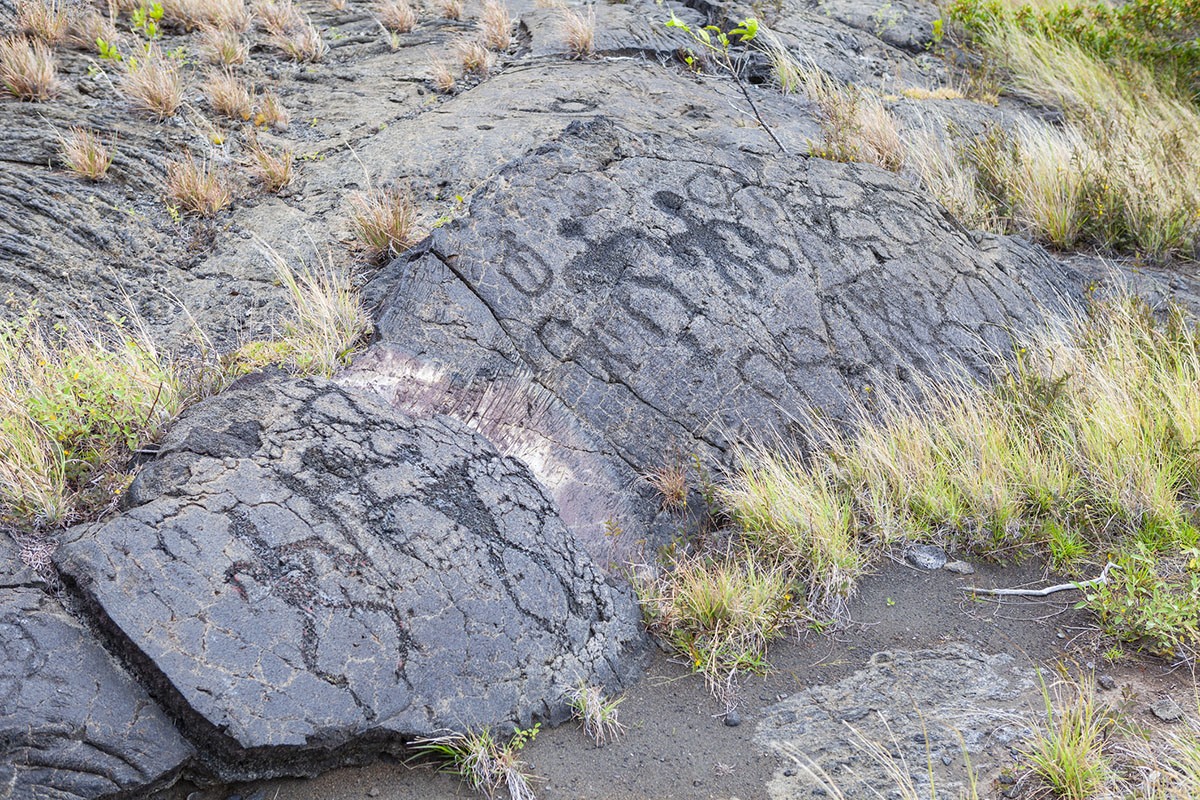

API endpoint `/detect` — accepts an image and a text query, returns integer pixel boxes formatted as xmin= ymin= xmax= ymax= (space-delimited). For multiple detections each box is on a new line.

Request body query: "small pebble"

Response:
xmin=1097 ymin=674 xmax=1116 ymax=691
xmin=1152 ymin=698 xmax=1184 ymax=722
xmin=905 ymin=544 xmax=947 ymax=570
xmin=943 ymin=560 xmax=975 ymax=575
xmin=368 ymin=789 xmax=381 ymax=798
xmin=724 ymin=710 xmax=741 ymax=727
xmin=999 ymin=774 xmax=1015 ymax=785
xmin=941 ymin=755 xmax=952 ymax=766
xmin=783 ymin=768 xmax=796 ymax=777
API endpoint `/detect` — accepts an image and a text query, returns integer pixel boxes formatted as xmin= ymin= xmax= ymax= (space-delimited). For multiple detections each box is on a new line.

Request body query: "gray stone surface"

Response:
xmin=907 ymin=544 xmax=948 ymax=570
xmin=54 ymin=376 xmax=643 ymax=780
xmin=1 ymin=537 xmax=194 ymax=800
xmin=755 ymin=645 xmax=1038 ymax=799
xmin=1151 ymin=698 xmax=1184 ymax=722
xmin=347 ymin=118 xmax=1086 ymax=560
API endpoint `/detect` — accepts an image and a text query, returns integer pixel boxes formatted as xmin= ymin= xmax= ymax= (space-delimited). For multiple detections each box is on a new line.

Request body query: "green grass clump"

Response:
xmin=412 ymin=725 xmax=539 ymax=800
xmin=947 ymin=0 xmax=1200 ymax=101
xmin=929 ymin=5 xmax=1200 ymax=259
xmin=0 ymin=313 xmax=187 ymax=529
xmin=635 ymin=551 xmax=798 ymax=691
xmin=1021 ymin=675 xmax=1117 ymax=799
xmin=233 ymin=247 xmax=370 ymax=378
xmin=644 ymin=295 xmax=1200 ymax=683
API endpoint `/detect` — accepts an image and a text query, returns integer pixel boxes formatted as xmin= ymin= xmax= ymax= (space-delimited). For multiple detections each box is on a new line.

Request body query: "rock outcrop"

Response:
xmin=0 ymin=537 xmax=194 ymax=800
xmin=54 ymin=376 xmax=643 ymax=781
xmin=343 ymin=119 xmax=1086 ymax=560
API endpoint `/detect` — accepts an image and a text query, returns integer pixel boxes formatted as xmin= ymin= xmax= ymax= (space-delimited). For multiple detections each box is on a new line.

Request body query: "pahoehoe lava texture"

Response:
xmin=351 ymin=119 xmax=1086 ymax=553
xmin=53 ymin=376 xmax=643 ymax=781
xmin=0 ymin=538 xmax=194 ymax=800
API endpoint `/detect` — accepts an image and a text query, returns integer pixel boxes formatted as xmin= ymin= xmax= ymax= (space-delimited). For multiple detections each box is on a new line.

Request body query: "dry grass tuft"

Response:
xmin=347 ymin=183 xmax=418 ymax=259
xmin=269 ymin=16 xmax=327 ymax=62
xmin=255 ymin=90 xmax=290 ymax=129
xmin=435 ymin=0 xmax=462 ymax=19
xmin=480 ymin=0 xmax=511 ymax=51
xmin=900 ymin=85 xmax=964 ymax=100
xmin=376 ymin=0 xmax=416 ymax=32
xmin=57 ymin=127 xmax=112 ymax=180
xmin=119 ymin=45 xmax=183 ymax=118
xmin=641 ymin=454 xmax=688 ymax=512
xmin=202 ymin=69 xmax=254 ymax=119
xmin=16 ymin=0 xmax=71 ymax=44
xmin=199 ymin=24 xmax=247 ymax=64
xmin=0 ymin=35 xmax=60 ymax=101
xmin=162 ymin=0 xmax=251 ymax=31
xmin=560 ymin=6 xmax=594 ymax=59
xmin=67 ymin=10 xmax=121 ymax=50
xmin=429 ymin=57 xmax=455 ymax=92
xmin=566 ymin=682 xmax=625 ymax=746
xmin=234 ymin=246 xmax=371 ymax=377
xmin=796 ymin=64 xmax=904 ymax=172
xmin=255 ymin=0 xmax=299 ymax=34
xmin=166 ymin=152 xmax=234 ymax=216
xmin=453 ymin=36 xmax=495 ymax=77
xmin=244 ymin=137 xmax=294 ymax=193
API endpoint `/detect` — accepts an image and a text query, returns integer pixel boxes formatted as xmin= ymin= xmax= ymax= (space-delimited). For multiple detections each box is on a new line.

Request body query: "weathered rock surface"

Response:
xmin=755 ymin=644 xmax=1037 ymax=799
xmin=54 ymin=376 xmax=643 ymax=781
xmin=0 ymin=536 xmax=194 ymax=800
xmin=345 ymin=118 xmax=1086 ymax=558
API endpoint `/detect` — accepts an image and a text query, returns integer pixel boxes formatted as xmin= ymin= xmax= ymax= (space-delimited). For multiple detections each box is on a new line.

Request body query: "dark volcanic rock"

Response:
xmin=0 ymin=537 xmax=193 ymax=800
xmin=53 ymin=376 xmax=642 ymax=781
xmin=347 ymin=119 xmax=1086 ymax=559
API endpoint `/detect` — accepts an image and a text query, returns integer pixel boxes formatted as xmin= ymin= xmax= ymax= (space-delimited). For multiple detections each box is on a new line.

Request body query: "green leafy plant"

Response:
xmin=412 ymin=725 xmax=540 ymax=800
xmin=131 ymin=2 xmax=165 ymax=40
xmin=665 ymin=13 xmax=786 ymax=153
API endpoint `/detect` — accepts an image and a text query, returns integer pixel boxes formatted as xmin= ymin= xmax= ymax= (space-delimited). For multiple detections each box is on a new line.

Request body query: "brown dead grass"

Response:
xmin=58 ymin=127 xmax=112 ymax=180
xmin=119 ymin=44 xmax=183 ymax=118
xmin=348 ymin=184 xmax=418 ymax=259
xmin=163 ymin=0 xmax=251 ymax=31
xmin=16 ymin=0 xmax=71 ymax=44
xmin=480 ymin=0 xmax=511 ymax=51
xmin=202 ymin=69 xmax=254 ymax=119
xmin=255 ymin=90 xmax=290 ymax=129
xmin=560 ymin=6 xmax=594 ymax=59
xmin=244 ymin=137 xmax=294 ymax=193
xmin=0 ymin=35 xmax=60 ymax=101
xmin=429 ymin=57 xmax=455 ymax=92
xmin=199 ymin=24 xmax=247 ymax=64
xmin=167 ymin=153 xmax=234 ymax=216
xmin=377 ymin=0 xmax=417 ymax=32
xmin=454 ymin=36 xmax=495 ymax=77
xmin=436 ymin=0 xmax=463 ymax=20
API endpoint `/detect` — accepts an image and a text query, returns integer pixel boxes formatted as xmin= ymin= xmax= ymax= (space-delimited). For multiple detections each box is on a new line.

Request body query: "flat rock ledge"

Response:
xmin=53 ymin=375 xmax=644 ymax=783
xmin=0 ymin=536 xmax=194 ymax=800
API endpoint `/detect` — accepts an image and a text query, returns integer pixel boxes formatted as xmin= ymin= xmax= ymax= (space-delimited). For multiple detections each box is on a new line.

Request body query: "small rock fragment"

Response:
xmin=724 ymin=711 xmax=741 ymax=727
xmin=367 ymin=789 xmax=381 ymax=798
xmin=1097 ymin=674 xmax=1116 ymax=691
xmin=1152 ymin=698 xmax=1184 ymax=722
xmin=943 ymin=560 xmax=975 ymax=575
xmin=905 ymin=544 xmax=947 ymax=570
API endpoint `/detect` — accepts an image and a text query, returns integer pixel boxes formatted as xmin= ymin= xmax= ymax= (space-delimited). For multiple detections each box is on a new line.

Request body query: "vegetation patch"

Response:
xmin=412 ymin=725 xmax=540 ymax=800
xmin=643 ymin=296 xmax=1200 ymax=687
xmin=0 ymin=313 xmax=189 ymax=530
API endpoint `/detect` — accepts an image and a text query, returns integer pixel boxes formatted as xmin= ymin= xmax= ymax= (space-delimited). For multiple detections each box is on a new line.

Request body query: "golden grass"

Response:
xmin=429 ymin=57 xmax=455 ymax=92
xmin=163 ymin=0 xmax=251 ymax=31
xmin=900 ymin=85 xmax=964 ymax=100
xmin=166 ymin=153 xmax=233 ymax=216
xmin=560 ymin=6 xmax=594 ymax=59
xmin=67 ymin=10 xmax=121 ymax=50
xmin=0 ymin=313 xmax=185 ymax=529
xmin=376 ymin=0 xmax=416 ymax=32
xmin=796 ymin=64 xmax=905 ymax=172
xmin=119 ymin=44 xmax=183 ymax=119
xmin=347 ymin=183 xmax=418 ymax=259
xmin=956 ymin=21 xmax=1200 ymax=258
xmin=454 ymin=36 xmax=495 ymax=77
xmin=255 ymin=0 xmax=299 ymax=34
xmin=234 ymin=246 xmax=371 ymax=377
xmin=199 ymin=24 xmax=247 ymax=64
xmin=244 ymin=137 xmax=294 ymax=192
xmin=0 ymin=35 xmax=60 ymax=101
xmin=255 ymin=90 xmax=290 ymax=129
xmin=435 ymin=0 xmax=462 ymax=19
xmin=269 ymin=15 xmax=327 ymax=62
xmin=16 ymin=0 xmax=71 ymax=44
xmin=480 ymin=0 xmax=511 ymax=51
xmin=202 ymin=69 xmax=254 ymax=119
xmin=57 ymin=127 xmax=112 ymax=180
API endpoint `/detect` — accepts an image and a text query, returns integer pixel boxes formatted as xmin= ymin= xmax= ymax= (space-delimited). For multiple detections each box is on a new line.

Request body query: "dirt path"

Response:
xmin=160 ymin=560 xmax=1186 ymax=800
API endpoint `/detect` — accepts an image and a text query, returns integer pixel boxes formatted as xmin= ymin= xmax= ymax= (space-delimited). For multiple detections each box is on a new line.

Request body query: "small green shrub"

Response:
xmin=0 ymin=313 xmax=186 ymax=529
xmin=413 ymin=725 xmax=539 ymax=800
xmin=1021 ymin=675 xmax=1117 ymax=800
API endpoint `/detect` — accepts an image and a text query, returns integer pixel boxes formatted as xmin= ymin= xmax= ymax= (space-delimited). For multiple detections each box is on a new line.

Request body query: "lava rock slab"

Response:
xmin=54 ymin=376 xmax=642 ymax=780
xmin=0 ymin=537 xmax=193 ymax=800
xmin=350 ymin=119 xmax=1086 ymax=557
